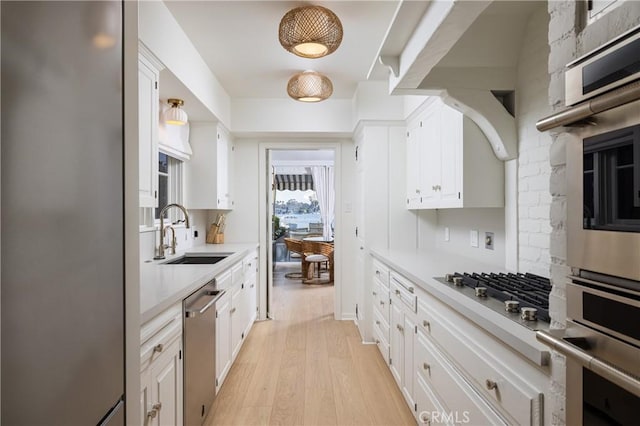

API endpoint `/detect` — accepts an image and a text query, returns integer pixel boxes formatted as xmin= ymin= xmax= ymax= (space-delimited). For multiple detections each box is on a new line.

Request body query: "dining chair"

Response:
xmin=284 ymin=237 xmax=305 ymax=279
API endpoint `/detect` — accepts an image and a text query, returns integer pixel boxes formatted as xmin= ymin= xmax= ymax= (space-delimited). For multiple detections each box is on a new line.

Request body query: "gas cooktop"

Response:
xmin=434 ymin=272 xmax=552 ymax=331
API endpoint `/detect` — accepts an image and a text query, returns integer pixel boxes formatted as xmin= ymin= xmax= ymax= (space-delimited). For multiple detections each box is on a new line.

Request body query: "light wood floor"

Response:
xmin=205 ymin=262 xmax=416 ymax=426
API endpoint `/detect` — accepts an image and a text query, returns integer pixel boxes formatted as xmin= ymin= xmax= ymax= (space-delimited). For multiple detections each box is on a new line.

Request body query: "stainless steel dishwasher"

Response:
xmin=183 ymin=279 xmax=224 ymax=426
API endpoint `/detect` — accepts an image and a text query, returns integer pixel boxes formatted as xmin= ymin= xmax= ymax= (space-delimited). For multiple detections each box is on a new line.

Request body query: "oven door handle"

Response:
xmin=537 ymin=330 xmax=640 ymax=398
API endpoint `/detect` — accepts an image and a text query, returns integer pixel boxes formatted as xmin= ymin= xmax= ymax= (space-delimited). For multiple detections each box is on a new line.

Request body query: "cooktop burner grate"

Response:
xmin=451 ymin=272 xmax=552 ymax=323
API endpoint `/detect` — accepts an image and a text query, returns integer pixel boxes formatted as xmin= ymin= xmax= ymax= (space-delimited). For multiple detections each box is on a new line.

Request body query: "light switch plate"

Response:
xmin=470 ymin=230 xmax=479 ymax=248
xmin=444 ymin=227 xmax=450 ymax=242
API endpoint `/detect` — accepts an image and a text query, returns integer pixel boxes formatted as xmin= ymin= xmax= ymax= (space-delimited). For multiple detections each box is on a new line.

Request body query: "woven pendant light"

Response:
xmin=287 ymin=70 xmax=333 ymax=102
xmin=279 ymin=5 xmax=343 ymax=58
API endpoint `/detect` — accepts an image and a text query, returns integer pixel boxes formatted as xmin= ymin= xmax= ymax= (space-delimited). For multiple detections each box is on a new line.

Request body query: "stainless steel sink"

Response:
xmin=163 ymin=255 xmax=229 ymax=265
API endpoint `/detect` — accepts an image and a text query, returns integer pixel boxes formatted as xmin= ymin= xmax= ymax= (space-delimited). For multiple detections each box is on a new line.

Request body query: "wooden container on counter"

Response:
xmin=206 ymin=224 xmax=224 ymax=244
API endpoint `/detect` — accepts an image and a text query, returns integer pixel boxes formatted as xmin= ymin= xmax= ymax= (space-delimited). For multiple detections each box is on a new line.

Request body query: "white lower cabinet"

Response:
xmin=140 ymin=249 xmax=259 ymax=425
xmin=215 ymin=274 xmax=232 ymax=394
xmin=244 ymin=269 xmax=257 ymax=334
xmin=415 ymin=373 xmax=448 ymax=425
xmin=374 ymin=256 xmax=545 ymax=425
xmin=389 ymin=278 xmax=417 ymax=410
xmin=371 ymin=260 xmax=391 ymax=364
xmin=230 ymin=281 xmax=244 ymax=360
xmin=415 ymin=332 xmax=506 ymax=425
xmin=140 ymin=303 xmax=183 ymax=426
xmin=389 ymin=302 xmax=404 ymax=385
xmin=216 ymin=251 xmax=259 ymax=393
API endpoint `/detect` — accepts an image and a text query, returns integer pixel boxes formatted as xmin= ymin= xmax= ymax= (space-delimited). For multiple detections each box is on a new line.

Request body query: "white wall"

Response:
xmin=515 ymin=4 xmax=553 ymax=278
xmin=218 ymin=139 xmax=260 ymax=243
xmin=231 ymin=98 xmax=353 ymax=135
xmin=388 ymin=126 xmax=419 ymax=250
xmin=434 ymin=209 xmax=506 ymax=268
xmin=352 ymin=82 xmax=406 ymax=125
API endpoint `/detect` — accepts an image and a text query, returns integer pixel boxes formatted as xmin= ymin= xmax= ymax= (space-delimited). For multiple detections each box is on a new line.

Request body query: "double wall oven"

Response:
xmin=537 ymin=24 xmax=640 ymax=426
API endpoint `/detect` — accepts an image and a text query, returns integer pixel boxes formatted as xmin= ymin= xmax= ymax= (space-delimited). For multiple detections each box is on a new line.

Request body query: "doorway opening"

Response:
xmin=261 ymin=146 xmax=340 ymax=320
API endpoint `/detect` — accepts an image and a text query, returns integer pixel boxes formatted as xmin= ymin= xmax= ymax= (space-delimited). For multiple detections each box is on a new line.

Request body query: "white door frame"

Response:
xmin=258 ymin=141 xmax=342 ymax=320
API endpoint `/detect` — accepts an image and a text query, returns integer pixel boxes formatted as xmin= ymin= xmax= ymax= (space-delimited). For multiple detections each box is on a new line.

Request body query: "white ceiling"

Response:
xmin=163 ymin=0 xmax=400 ymax=100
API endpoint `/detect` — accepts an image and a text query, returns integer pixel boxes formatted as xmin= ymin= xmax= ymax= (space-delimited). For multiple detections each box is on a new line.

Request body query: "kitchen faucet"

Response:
xmin=154 ymin=203 xmax=190 ymax=260
xmin=163 ymin=225 xmax=177 ymax=255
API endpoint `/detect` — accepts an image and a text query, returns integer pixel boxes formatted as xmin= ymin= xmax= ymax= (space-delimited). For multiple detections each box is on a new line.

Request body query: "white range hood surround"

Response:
xmin=374 ymin=0 xmax=543 ymax=161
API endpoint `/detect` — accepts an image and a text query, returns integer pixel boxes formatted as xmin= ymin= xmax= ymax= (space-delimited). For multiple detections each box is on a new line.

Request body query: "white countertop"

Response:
xmin=370 ymin=247 xmax=551 ymax=367
xmin=140 ymin=243 xmax=259 ymax=323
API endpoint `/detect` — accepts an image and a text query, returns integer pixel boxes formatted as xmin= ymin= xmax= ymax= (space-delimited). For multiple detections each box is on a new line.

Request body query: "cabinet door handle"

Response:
xmin=375 ymin=320 xmax=380 ymax=325
xmin=375 ymin=339 xmax=380 ymax=344
xmin=395 ymin=289 xmax=401 ymax=296
xmin=230 ymin=307 xmax=236 ymax=314
xmin=379 ymin=300 xmax=385 ymax=306
xmin=372 ymin=291 xmax=377 ymax=296
xmin=152 ymin=343 xmax=163 ymax=353
xmin=408 ymin=286 xmax=414 ymax=294
xmin=396 ymin=324 xmax=404 ymax=333
xmin=415 ymin=189 xmax=420 ymax=194
xmin=423 ymin=320 xmax=430 ymax=331
xmin=423 ymin=362 xmax=431 ymax=372
xmin=486 ymin=379 xmax=498 ymax=390
xmin=375 ymin=270 xmax=380 ymax=275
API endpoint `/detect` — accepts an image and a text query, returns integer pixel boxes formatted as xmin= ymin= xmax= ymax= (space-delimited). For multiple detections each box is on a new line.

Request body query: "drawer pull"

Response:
xmin=375 ymin=320 xmax=380 ymax=325
xmin=423 ymin=362 xmax=431 ymax=372
xmin=422 ymin=320 xmax=430 ymax=331
xmin=420 ymin=412 xmax=431 ymax=424
xmin=152 ymin=344 xmax=164 ymax=353
xmin=486 ymin=379 xmax=498 ymax=390
xmin=395 ymin=289 xmax=401 ymax=296
xmin=396 ymin=324 xmax=404 ymax=333
xmin=379 ymin=300 xmax=385 ymax=306
xmin=375 ymin=339 xmax=380 ymax=344
xmin=408 ymin=286 xmax=414 ymax=293
xmin=376 ymin=270 xmax=380 ymax=275
xmin=372 ymin=291 xmax=377 ymax=296
xmin=230 ymin=307 xmax=236 ymax=314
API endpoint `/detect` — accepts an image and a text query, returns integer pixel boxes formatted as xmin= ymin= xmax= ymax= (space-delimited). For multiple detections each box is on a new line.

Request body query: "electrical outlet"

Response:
xmin=485 ymin=232 xmax=494 ymax=250
xmin=444 ymin=227 xmax=450 ymax=242
xmin=470 ymin=230 xmax=479 ymax=248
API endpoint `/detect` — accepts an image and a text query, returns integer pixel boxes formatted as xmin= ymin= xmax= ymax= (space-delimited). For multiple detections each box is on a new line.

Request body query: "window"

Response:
xmin=155 ymin=152 xmax=183 ymax=221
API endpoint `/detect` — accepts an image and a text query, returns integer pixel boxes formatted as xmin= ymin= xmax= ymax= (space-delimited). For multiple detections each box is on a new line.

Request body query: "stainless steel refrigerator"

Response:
xmin=1 ymin=1 xmax=125 ymax=424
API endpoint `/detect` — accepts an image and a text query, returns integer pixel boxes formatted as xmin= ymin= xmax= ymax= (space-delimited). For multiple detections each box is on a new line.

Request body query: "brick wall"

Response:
xmin=546 ymin=1 xmax=640 ymax=424
xmin=516 ymin=5 xmax=553 ymax=278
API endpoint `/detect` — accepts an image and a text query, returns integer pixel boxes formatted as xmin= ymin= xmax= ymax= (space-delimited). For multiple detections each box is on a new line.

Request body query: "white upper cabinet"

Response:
xmin=405 ymin=119 xmax=422 ymax=209
xmin=185 ymin=122 xmax=234 ymax=210
xmin=406 ymin=98 xmax=504 ymax=209
xmin=138 ymin=49 xmax=162 ymax=208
